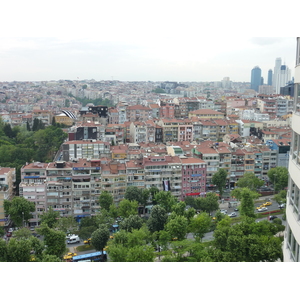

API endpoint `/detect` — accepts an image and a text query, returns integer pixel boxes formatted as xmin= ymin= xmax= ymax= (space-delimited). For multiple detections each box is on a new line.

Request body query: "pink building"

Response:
xmin=180 ymin=157 xmax=207 ymax=200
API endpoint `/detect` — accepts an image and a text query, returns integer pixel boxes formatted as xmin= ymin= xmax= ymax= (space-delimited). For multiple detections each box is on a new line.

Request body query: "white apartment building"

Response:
xmin=284 ymin=37 xmax=300 ymax=262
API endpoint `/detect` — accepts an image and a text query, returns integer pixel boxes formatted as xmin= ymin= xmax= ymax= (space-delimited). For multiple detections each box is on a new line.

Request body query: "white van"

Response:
xmin=67 ymin=235 xmax=80 ymax=244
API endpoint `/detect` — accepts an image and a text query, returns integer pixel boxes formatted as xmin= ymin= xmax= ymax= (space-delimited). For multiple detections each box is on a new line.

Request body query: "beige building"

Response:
xmin=189 ymin=109 xmax=224 ymax=119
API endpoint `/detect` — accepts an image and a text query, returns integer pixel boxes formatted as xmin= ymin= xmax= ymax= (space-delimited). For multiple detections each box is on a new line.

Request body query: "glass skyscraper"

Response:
xmin=250 ymin=66 xmax=262 ymax=92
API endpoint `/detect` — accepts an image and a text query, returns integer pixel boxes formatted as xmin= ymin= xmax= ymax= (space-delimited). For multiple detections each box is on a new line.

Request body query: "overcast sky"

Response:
xmin=0 ymin=1 xmax=298 ymax=83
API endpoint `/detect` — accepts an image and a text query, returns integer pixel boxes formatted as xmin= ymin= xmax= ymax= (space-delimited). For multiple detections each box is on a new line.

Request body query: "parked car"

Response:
xmin=264 ymin=201 xmax=272 ymax=206
xmin=30 ymin=226 xmax=35 ymax=231
xmin=234 ymin=208 xmax=239 ymax=211
xmin=220 ymin=209 xmax=227 ymax=214
xmin=84 ymin=238 xmax=91 ymax=244
xmin=6 ymin=232 xmax=12 ymax=237
xmin=228 ymin=212 xmax=237 ymax=217
xmin=278 ymin=203 xmax=285 ymax=208
xmin=269 ymin=215 xmax=278 ymax=221
xmin=63 ymin=252 xmax=77 ymax=260
xmin=258 ymin=207 xmax=268 ymax=212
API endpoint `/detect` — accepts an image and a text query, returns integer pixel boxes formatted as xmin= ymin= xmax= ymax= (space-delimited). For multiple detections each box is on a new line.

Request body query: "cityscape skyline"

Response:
xmin=0 ymin=37 xmax=296 ymax=83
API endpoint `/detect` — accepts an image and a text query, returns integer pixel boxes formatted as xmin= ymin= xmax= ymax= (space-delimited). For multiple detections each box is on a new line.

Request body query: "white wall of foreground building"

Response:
xmin=283 ymin=37 xmax=300 ymax=261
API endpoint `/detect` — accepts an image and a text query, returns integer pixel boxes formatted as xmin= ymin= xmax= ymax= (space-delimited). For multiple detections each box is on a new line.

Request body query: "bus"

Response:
xmin=72 ymin=251 xmax=107 ymax=262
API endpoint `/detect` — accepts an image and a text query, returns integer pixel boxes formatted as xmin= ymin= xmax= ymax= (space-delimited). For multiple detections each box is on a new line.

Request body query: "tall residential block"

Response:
xmin=283 ymin=37 xmax=300 ymax=261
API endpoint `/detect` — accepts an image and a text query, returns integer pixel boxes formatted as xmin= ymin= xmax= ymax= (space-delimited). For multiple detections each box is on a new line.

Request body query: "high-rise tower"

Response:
xmin=268 ymin=69 xmax=273 ymax=86
xmin=273 ymin=57 xmax=282 ymax=90
xmin=250 ymin=66 xmax=262 ymax=92
xmin=283 ymin=37 xmax=300 ymax=262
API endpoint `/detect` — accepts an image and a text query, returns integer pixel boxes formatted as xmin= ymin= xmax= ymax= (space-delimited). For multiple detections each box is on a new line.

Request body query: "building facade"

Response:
xmin=284 ymin=37 xmax=300 ymax=261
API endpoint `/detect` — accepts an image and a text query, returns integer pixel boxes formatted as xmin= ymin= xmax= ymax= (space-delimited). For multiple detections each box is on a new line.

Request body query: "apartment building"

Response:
xmin=181 ymin=157 xmax=207 ymax=200
xmin=284 ymin=37 xmax=300 ymax=262
xmin=19 ymin=162 xmax=48 ymax=226
xmin=0 ymin=167 xmax=16 ymax=226
xmin=62 ymin=140 xmax=111 ymax=161
xmin=101 ymin=161 xmax=127 ymax=205
xmin=143 ymin=155 xmax=182 ymax=199
xmin=192 ymin=143 xmax=220 ymax=190
xmin=189 ymin=109 xmax=224 ymax=119
xmin=126 ymin=105 xmax=152 ymax=122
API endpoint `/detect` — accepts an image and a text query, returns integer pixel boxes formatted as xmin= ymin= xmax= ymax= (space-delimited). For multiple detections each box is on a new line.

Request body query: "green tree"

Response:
xmin=211 ymin=218 xmax=283 ymax=262
xmin=147 ymin=205 xmax=168 ymax=233
xmin=108 ymin=203 xmax=119 ymax=219
xmin=37 ymin=254 xmax=62 ymax=262
xmin=189 ymin=212 xmax=212 ymax=241
xmin=98 ymin=191 xmax=114 ymax=211
xmin=184 ymin=207 xmax=196 ymax=224
xmin=149 ymin=186 xmax=159 ymax=201
xmin=171 ymin=201 xmax=186 ymax=216
xmin=212 ymin=168 xmax=228 ymax=198
xmin=37 ymin=224 xmax=66 ymax=258
xmin=95 ymin=209 xmax=114 ymax=230
xmin=165 ymin=215 xmax=188 ymax=241
xmin=184 ymin=196 xmax=196 ymax=208
xmin=118 ymin=199 xmax=138 ymax=218
xmin=195 ymin=192 xmax=219 ymax=214
xmin=120 ymin=215 xmax=144 ymax=232
xmin=153 ymin=191 xmax=177 ymax=213
xmin=12 ymin=227 xmax=32 ymax=239
xmin=274 ymin=190 xmax=287 ymax=206
xmin=124 ymin=186 xmax=142 ymax=202
xmin=6 ymin=238 xmax=32 ymax=262
xmin=91 ymin=225 xmax=110 ymax=257
xmin=238 ymin=188 xmax=260 ymax=218
xmin=4 ymin=196 xmax=35 ymax=227
xmin=56 ymin=216 xmax=78 ymax=234
xmin=236 ymin=173 xmax=264 ymax=190
xmin=78 ymin=226 xmax=97 ymax=241
xmin=0 ymin=239 xmax=8 ymax=262
xmin=126 ymin=245 xmax=155 ymax=262
xmin=39 ymin=207 xmax=60 ymax=228
xmin=268 ymin=167 xmax=289 ymax=193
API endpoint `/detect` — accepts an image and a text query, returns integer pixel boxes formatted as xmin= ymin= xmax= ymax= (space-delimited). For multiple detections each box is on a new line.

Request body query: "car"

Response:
xmin=256 ymin=205 xmax=265 ymax=210
xmin=264 ymin=201 xmax=272 ymax=206
xmin=8 ymin=228 xmax=13 ymax=233
xmin=269 ymin=215 xmax=278 ymax=221
xmin=228 ymin=212 xmax=237 ymax=217
xmin=30 ymin=226 xmax=35 ymax=231
xmin=278 ymin=203 xmax=285 ymax=208
xmin=234 ymin=208 xmax=239 ymax=211
xmin=220 ymin=209 xmax=227 ymax=214
xmin=258 ymin=207 xmax=268 ymax=212
xmin=84 ymin=238 xmax=91 ymax=244
xmin=63 ymin=252 xmax=77 ymax=260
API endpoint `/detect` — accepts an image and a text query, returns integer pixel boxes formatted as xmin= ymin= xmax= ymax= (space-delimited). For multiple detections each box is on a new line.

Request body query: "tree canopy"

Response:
xmin=268 ymin=167 xmax=288 ymax=193
xmin=212 ymin=168 xmax=227 ymax=198
xmin=4 ymin=196 xmax=35 ymax=227
xmin=236 ymin=173 xmax=264 ymax=190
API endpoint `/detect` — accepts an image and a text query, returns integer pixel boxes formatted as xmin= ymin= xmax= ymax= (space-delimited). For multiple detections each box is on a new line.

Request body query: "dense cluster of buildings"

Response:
xmin=0 ymin=61 xmax=294 ymax=232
